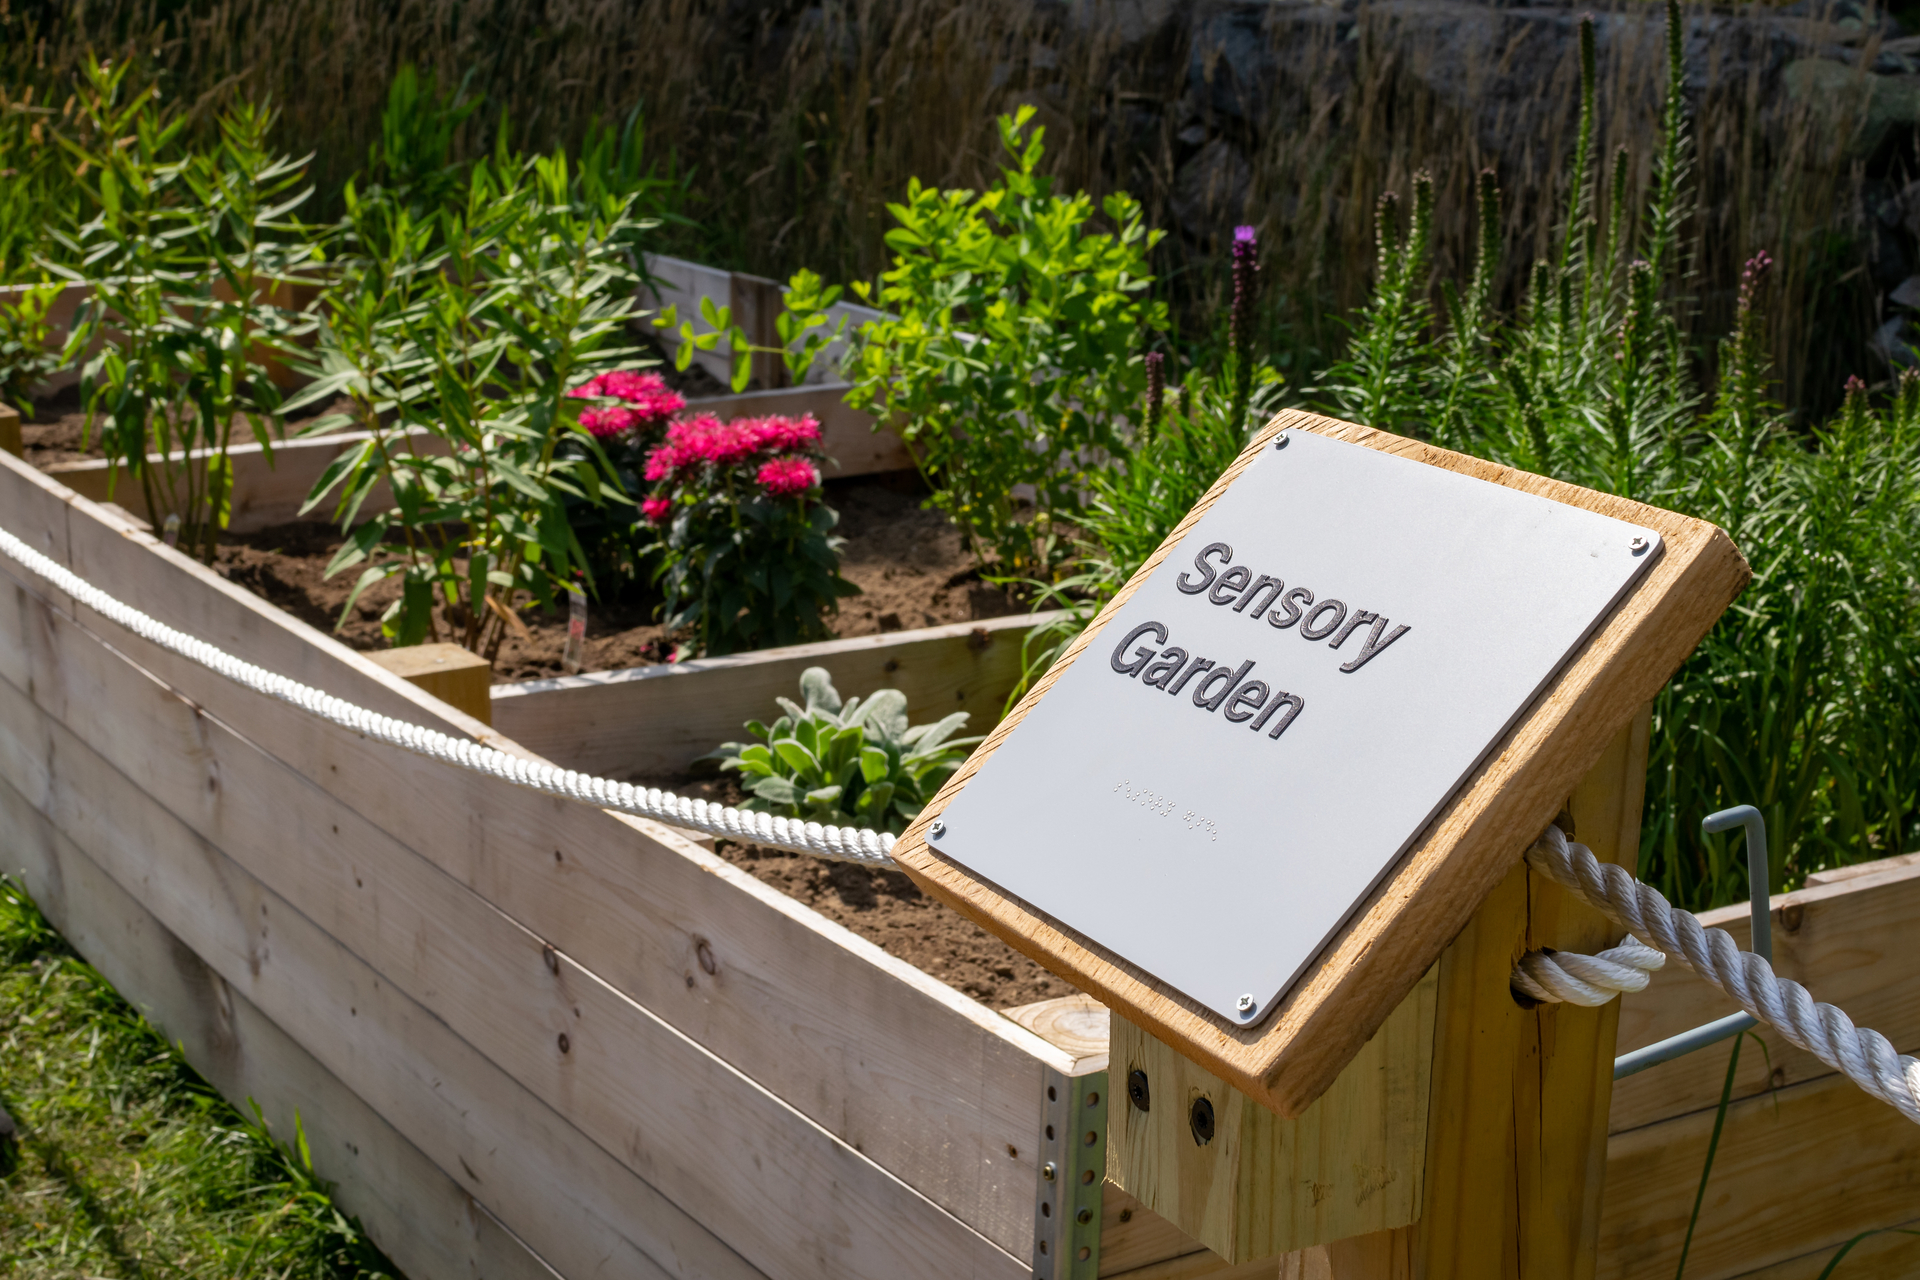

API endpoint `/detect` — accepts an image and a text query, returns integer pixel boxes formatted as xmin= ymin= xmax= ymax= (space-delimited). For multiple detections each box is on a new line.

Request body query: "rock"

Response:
xmin=1171 ymin=137 xmax=1252 ymax=241
xmin=1784 ymin=58 xmax=1920 ymax=156
xmin=1871 ymin=315 xmax=1920 ymax=369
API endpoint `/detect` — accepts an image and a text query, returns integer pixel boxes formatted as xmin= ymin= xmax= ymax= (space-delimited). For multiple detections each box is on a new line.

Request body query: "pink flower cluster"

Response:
xmin=567 ymin=370 xmax=686 ymax=440
xmin=641 ymin=496 xmax=673 ymax=525
xmin=643 ymin=413 xmax=824 ymax=490
xmin=755 ymin=457 xmax=819 ymax=496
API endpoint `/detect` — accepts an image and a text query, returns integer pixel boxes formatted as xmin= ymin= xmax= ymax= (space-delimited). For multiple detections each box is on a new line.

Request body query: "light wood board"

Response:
xmin=2 ymin=447 xmax=1076 ymax=1258
xmin=0 ymin=779 xmax=563 ymax=1280
xmin=0 ymin=700 xmax=759 ymax=1280
xmin=1611 ymin=857 xmax=1920 ymax=1132
xmin=887 ymin=410 xmax=1749 ymax=1117
xmin=0 ymin=571 xmax=1026 ymax=1280
xmin=1108 ymin=969 xmax=1437 ymax=1261
xmin=367 ymin=640 xmax=493 ymax=725
xmin=1598 ymin=1065 xmax=1920 ymax=1280
xmin=491 ymin=609 xmax=1065 ymax=777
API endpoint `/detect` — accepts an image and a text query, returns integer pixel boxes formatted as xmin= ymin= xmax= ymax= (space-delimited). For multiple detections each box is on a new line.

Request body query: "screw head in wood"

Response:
xmin=1189 ymin=1095 xmax=1216 ymax=1146
xmin=1041 ymin=1161 xmax=1057 ymax=1182
xmin=1127 ymin=1069 xmax=1151 ymax=1112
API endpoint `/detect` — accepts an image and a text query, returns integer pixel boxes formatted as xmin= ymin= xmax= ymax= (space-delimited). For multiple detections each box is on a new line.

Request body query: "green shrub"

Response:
xmin=55 ymin=60 xmax=318 ymax=563
xmin=0 ymin=283 xmax=63 ymax=415
xmin=844 ymin=105 xmax=1166 ymax=579
xmin=1320 ymin=1 xmax=1920 ymax=907
xmin=292 ymin=133 xmax=658 ymax=654
xmin=708 ymin=667 xmax=980 ymax=833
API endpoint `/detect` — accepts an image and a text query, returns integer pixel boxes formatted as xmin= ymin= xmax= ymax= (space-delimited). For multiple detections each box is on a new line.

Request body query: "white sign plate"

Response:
xmin=926 ymin=430 xmax=1660 ymax=1026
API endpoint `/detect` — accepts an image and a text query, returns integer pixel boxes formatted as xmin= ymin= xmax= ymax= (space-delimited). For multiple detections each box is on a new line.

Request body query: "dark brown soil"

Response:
xmin=208 ymin=473 xmax=1016 ymax=681
xmin=656 ymin=773 xmax=1075 ymax=1009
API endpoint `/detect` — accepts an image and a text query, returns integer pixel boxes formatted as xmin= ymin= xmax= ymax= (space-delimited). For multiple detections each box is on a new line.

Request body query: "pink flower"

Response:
xmin=737 ymin=414 xmax=823 ymax=452
xmin=580 ymin=406 xmax=639 ymax=438
xmin=642 ymin=496 xmax=673 ymax=524
xmin=566 ymin=370 xmax=686 ymax=429
xmin=756 ymin=457 xmax=818 ymax=496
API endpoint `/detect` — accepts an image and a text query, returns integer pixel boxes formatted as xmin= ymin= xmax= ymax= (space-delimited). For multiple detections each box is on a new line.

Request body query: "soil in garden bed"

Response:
xmin=649 ymin=771 xmax=1077 ymax=1009
xmin=209 ymin=473 xmax=1019 ymax=681
xmin=19 ymin=384 xmax=358 ymax=468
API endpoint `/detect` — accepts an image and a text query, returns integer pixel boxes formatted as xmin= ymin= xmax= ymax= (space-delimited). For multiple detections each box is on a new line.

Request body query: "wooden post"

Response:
xmin=0 ymin=402 xmax=20 ymax=459
xmin=365 ymin=643 xmax=493 ymax=725
xmin=1106 ymin=705 xmax=1651 ymax=1276
xmin=1408 ymin=701 xmax=1650 ymax=1279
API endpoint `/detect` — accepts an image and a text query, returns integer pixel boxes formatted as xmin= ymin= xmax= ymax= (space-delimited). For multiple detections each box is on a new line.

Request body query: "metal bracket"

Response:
xmin=1032 ymin=1066 xmax=1108 ymax=1279
xmin=1614 ymin=805 xmax=1772 ymax=1079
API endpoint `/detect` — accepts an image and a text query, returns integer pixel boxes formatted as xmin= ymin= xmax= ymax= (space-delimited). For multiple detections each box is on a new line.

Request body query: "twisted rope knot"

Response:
xmin=1512 ymin=936 xmax=1664 ymax=1006
xmin=1525 ymin=824 xmax=1920 ymax=1126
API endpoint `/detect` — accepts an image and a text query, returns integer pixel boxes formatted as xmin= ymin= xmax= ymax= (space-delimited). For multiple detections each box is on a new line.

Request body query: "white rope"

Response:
xmin=13 ymin=519 xmax=1920 ymax=1125
xmin=1511 ymin=936 xmax=1665 ymax=1006
xmin=1527 ymin=824 xmax=1920 ymax=1124
xmin=0 ymin=527 xmax=899 ymax=868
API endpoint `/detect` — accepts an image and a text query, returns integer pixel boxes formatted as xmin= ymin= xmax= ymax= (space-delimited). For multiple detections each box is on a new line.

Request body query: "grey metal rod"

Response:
xmin=1614 ymin=1011 xmax=1756 ymax=1079
xmin=1611 ymin=806 xmax=1771 ymax=1078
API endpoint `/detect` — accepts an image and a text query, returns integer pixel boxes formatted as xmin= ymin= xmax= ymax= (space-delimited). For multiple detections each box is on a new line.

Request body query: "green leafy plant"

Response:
xmin=0 ymin=282 xmax=64 ymax=415
xmin=657 ymin=266 xmax=848 ymax=392
xmin=55 ymin=59 xmax=318 ymax=563
xmin=844 ymin=105 xmax=1167 ymax=579
xmin=292 ymin=132 xmax=657 ymax=654
xmin=709 ymin=667 xmax=981 ymax=832
xmin=640 ymin=411 xmax=858 ymax=655
xmin=1317 ymin=0 xmax=1920 ymax=909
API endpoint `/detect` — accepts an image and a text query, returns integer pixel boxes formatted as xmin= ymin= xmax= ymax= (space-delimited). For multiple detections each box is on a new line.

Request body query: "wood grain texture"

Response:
xmin=367 ymin=641 xmax=493 ymax=725
xmin=0 ymin=697 xmax=759 ymax=1280
xmin=1610 ymin=858 xmax=1920 ymax=1132
xmin=1002 ymin=994 xmax=1112 ymax=1072
xmin=0 ymin=781 xmax=564 ymax=1280
xmin=1598 ymin=1066 xmax=1920 ymax=1280
xmin=1409 ymin=706 xmax=1649 ymax=1279
xmin=44 ymin=428 xmax=453 ymax=535
xmin=1716 ymin=1224 xmax=1920 ymax=1279
xmin=886 ymin=410 xmax=1749 ymax=1117
xmin=3 ymin=448 xmax=1075 ymax=1257
xmin=0 ymin=575 xmax=1027 ymax=1280
xmin=490 ymin=609 xmax=1065 ymax=777
xmin=1108 ymin=969 xmax=1436 ymax=1262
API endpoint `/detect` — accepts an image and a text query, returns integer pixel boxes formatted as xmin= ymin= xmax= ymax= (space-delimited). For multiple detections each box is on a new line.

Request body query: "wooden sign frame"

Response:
xmin=890 ymin=410 xmax=1750 ymax=1119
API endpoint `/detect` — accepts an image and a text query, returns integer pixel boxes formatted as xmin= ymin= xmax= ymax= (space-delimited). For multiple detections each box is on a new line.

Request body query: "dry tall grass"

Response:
xmin=2 ymin=0 xmax=1883 ymax=412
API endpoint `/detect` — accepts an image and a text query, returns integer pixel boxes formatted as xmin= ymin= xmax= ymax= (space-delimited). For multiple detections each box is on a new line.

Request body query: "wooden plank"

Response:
xmin=1 ymin=448 xmax=487 ymax=736
xmin=0 ymin=582 xmax=1028 ymax=1280
xmin=1610 ymin=859 xmax=1920 ymax=1133
xmin=1107 ymin=968 xmax=1436 ymax=1262
xmin=1804 ymin=849 xmax=1920 ymax=887
xmin=367 ymin=641 xmax=493 ymax=725
xmin=0 ymin=712 xmax=755 ymax=1280
xmin=1002 ymin=994 xmax=1111 ymax=1072
xmin=887 ymin=410 xmax=1749 ymax=1118
xmin=1598 ymin=1067 xmax=1920 ymax=1280
xmin=5 ymin=453 xmax=1081 ymax=1256
xmin=0 ymin=400 xmax=19 ymax=457
xmin=1721 ymin=1223 xmax=1920 ymax=1279
xmin=0 ymin=780 xmax=561 ymax=1280
xmin=1412 ymin=705 xmax=1651 ymax=1279
xmin=43 ymin=427 xmax=450 ymax=534
xmin=490 ymin=610 xmax=1067 ymax=778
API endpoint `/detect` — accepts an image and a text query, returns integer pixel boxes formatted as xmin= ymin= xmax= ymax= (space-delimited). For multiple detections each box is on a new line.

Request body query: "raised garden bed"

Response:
xmin=3 ymin=446 xmax=1917 ymax=1279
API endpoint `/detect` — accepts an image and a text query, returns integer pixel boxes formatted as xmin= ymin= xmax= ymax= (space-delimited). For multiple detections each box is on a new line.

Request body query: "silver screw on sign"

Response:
xmin=1629 ymin=535 xmax=1650 ymax=554
xmin=1236 ymin=993 xmax=1256 ymax=1015
xmin=929 ymin=818 xmax=947 ymax=839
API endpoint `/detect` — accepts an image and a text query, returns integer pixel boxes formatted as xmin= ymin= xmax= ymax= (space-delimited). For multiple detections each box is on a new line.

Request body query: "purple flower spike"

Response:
xmin=1234 ymin=225 xmax=1257 ymax=245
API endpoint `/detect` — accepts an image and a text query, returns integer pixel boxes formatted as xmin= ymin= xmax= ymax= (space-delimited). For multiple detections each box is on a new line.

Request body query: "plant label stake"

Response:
xmin=890 ymin=412 xmax=1749 ymax=1268
xmin=563 ymin=585 xmax=587 ymax=674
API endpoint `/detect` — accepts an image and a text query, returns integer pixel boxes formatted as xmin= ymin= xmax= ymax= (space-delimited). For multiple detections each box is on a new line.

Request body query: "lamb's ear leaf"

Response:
xmin=852 ymin=688 xmax=909 ymax=742
xmin=804 ymin=784 xmax=844 ymax=806
xmin=773 ymin=738 xmax=818 ymax=775
xmin=748 ymin=775 xmax=803 ymax=805
xmin=775 ymin=697 xmax=807 ymax=723
xmin=907 ymin=711 xmax=973 ymax=751
xmin=799 ymin=665 xmax=842 ymax=713
xmin=859 ymin=745 xmax=891 ymax=784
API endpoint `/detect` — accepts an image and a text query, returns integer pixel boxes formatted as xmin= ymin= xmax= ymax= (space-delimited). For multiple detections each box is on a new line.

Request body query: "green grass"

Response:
xmin=0 ymin=876 xmax=397 ymax=1280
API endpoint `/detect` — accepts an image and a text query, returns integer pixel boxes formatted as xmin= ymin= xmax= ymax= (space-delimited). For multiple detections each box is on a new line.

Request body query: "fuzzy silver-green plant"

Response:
xmin=708 ymin=667 xmax=980 ymax=834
